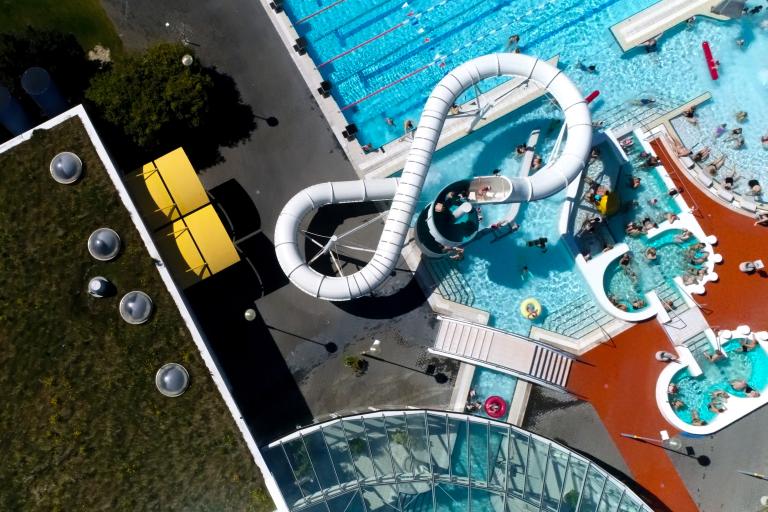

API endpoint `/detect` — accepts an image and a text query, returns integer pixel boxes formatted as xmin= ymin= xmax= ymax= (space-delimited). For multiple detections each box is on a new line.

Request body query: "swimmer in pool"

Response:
xmin=731 ymin=379 xmax=761 ymax=397
xmin=691 ymin=410 xmax=707 ymax=426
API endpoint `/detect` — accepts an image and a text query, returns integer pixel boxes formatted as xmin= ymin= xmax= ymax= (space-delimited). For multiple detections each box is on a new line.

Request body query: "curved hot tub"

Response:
xmin=658 ymin=332 xmax=768 ymax=434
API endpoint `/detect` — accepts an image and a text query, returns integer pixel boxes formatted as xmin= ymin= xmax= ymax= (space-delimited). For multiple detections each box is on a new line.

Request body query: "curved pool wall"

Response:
xmin=569 ymin=128 xmax=723 ymax=322
xmin=415 ymin=98 xmax=594 ymax=336
xmin=658 ymin=331 xmax=768 ymax=435
xmin=562 ymin=132 xmax=659 ymax=323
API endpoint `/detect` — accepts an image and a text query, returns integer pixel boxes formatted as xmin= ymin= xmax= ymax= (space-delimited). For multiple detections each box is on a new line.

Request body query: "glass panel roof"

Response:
xmin=265 ymin=411 xmax=653 ymax=512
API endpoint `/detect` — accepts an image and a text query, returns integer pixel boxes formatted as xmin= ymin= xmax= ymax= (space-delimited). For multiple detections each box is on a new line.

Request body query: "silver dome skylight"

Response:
xmin=155 ymin=363 xmax=190 ymax=397
xmin=119 ymin=290 xmax=153 ymax=324
xmin=87 ymin=228 xmax=121 ymax=261
xmin=50 ymin=152 xmax=83 ymax=184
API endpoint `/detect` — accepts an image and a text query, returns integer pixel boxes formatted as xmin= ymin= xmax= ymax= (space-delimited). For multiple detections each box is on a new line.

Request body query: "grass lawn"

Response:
xmin=0 ymin=118 xmax=271 ymax=511
xmin=0 ymin=0 xmax=122 ymax=53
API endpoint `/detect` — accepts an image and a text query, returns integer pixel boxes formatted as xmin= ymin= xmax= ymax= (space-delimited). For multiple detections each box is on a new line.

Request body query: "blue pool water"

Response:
xmin=420 ymin=99 xmax=590 ymax=335
xmin=671 ymin=339 xmax=768 ymax=425
xmin=468 ymin=367 xmax=518 ymax=420
xmin=283 ymin=0 xmax=768 ymax=188
xmin=600 ymin=139 xmax=696 ymax=307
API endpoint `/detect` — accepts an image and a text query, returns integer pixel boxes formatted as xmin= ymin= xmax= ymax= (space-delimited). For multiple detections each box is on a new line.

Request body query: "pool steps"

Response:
xmin=597 ymin=97 xmax=680 ymax=136
xmin=540 ymin=294 xmax=614 ymax=339
xmin=430 ymin=315 xmax=575 ymax=391
xmin=424 ymin=258 xmax=475 ymax=307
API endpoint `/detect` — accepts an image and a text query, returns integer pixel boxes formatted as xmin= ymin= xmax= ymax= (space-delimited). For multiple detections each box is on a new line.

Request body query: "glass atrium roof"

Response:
xmin=264 ymin=410 xmax=651 ymax=512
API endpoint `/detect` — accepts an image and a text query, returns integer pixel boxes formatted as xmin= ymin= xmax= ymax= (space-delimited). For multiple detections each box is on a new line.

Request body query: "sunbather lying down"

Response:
xmin=703 ymin=155 xmax=726 ymax=176
xmin=672 ymin=138 xmax=691 ymax=157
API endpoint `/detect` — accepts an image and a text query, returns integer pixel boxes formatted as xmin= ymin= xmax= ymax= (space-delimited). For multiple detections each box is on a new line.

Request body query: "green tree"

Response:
xmin=86 ymin=43 xmax=213 ymax=148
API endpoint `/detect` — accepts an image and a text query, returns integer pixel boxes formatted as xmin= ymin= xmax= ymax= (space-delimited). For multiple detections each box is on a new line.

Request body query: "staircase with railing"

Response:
xmin=595 ymin=97 xmax=680 ymax=134
xmin=682 ymin=330 xmax=714 ymax=357
xmin=425 ymin=258 xmax=476 ymax=307
xmin=540 ymin=294 xmax=614 ymax=339
xmin=655 ymin=280 xmax=690 ymax=316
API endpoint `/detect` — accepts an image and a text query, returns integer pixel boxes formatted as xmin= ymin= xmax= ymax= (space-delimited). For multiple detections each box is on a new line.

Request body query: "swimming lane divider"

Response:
xmin=317 ymin=0 xmax=454 ymax=68
xmin=295 ymin=0 xmax=349 ymax=25
xmin=318 ymin=21 xmax=407 ymax=68
xmin=340 ymin=61 xmax=435 ymax=111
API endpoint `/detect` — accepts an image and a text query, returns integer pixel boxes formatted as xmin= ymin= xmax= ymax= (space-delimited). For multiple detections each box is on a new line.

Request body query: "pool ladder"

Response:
xmin=541 ymin=294 xmax=613 ymax=339
xmin=425 ymin=258 xmax=476 ymax=307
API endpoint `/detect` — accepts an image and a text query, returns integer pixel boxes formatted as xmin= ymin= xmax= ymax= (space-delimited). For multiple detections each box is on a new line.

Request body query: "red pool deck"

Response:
xmin=566 ymin=138 xmax=768 ymax=512
xmin=567 ymin=320 xmax=697 ymax=512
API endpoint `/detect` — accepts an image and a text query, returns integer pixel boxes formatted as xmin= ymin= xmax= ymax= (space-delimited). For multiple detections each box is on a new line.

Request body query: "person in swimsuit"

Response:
xmin=740 ymin=338 xmax=757 ymax=352
xmin=731 ymin=379 xmax=761 ymax=397
xmin=691 ymin=410 xmax=707 ymax=426
xmin=705 ymin=350 xmax=725 ymax=363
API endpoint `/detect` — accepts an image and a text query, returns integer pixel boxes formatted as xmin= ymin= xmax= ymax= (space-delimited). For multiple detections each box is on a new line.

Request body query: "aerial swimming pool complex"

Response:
xmin=6 ymin=0 xmax=768 ymax=511
xmin=257 ymin=0 xmax=768 ymax=509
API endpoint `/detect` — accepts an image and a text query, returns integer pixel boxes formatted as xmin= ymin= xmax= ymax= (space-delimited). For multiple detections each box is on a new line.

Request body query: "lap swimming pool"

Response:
xmin=281 ymin=0 xmax=768 ymax=194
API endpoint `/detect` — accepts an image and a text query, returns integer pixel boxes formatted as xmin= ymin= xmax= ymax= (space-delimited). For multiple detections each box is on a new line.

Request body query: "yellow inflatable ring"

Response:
xmin=520 ymin=298 xmax=541 ymax=320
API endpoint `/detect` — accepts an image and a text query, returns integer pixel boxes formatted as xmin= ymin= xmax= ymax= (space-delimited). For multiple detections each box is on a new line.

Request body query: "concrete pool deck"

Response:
xmin=609 ymin=0 xmax=728 ymax=53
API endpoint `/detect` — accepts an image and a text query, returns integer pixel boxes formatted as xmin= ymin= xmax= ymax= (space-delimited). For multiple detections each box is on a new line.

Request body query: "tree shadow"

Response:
xmin=184 ymin=67 xmax=256 ymax=169
xmin=0 ymin=28 xmax=99 ymax=126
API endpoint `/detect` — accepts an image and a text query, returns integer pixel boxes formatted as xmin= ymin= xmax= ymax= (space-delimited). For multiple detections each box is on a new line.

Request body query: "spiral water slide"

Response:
xmin=274 ymin=53 xmax=592 ymax=301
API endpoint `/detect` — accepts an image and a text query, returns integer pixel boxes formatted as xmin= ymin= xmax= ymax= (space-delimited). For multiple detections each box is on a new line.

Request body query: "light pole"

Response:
xmin=620 ymin=432 xmax=682 ymax=451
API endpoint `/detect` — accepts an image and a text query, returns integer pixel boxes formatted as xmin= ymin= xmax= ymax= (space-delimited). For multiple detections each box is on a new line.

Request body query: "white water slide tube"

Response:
xmin=275 ymin=53 xmax=592 ymax=301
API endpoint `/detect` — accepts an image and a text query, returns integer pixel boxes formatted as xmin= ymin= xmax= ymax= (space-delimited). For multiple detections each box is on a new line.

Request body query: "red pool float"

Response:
xmin=585 ymin=90 xmax=600 ymax=104
xmin=702 ymin=41 xmax=719 ymax=80
xmin=484 ymin=396 xmax=507 ymax=418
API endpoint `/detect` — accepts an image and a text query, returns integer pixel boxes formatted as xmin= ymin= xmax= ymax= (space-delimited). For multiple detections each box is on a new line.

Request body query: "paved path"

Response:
xmin=652 ymin=137 xmax=768 ymax=511
xmin=100 ymin=0 xmax=457 ymax=442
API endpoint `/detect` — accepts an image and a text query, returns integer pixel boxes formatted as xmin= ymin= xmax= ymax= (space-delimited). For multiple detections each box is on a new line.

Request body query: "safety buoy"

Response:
xmin=520 ymin=298 xmax=542 ymax=320
xmin=484 ymin=396 xmax=507 ymax=418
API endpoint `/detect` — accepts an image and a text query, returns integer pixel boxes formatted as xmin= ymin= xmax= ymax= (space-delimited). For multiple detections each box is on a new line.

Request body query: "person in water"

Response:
xmin=731 ymin=379 xmax=760 ymax=397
